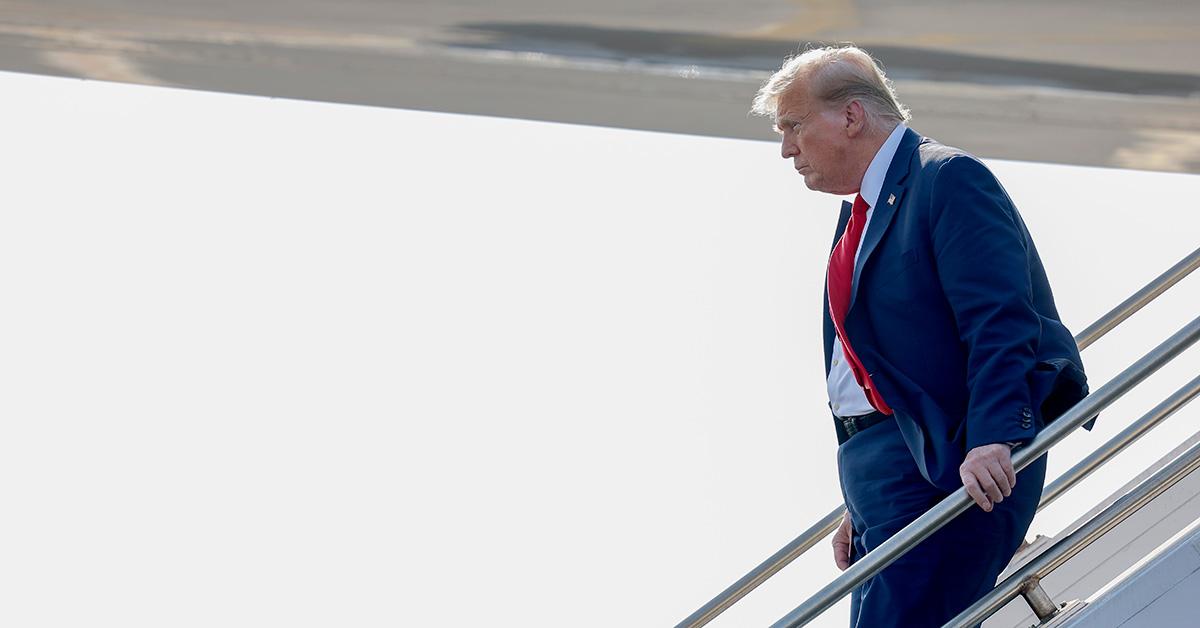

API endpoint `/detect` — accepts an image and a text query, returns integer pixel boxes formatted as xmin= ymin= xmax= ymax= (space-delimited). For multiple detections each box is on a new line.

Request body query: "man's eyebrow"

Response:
xmin=774 ymin=117 xmax=797 ymax=131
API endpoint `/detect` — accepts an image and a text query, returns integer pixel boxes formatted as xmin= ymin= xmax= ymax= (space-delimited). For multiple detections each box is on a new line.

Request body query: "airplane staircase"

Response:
xmin=676 ymin=246 xmax=1200 ymax=627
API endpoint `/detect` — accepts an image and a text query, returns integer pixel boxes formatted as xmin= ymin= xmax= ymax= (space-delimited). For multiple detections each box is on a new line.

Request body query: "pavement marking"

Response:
xmin=0 ymin=24 xmax=163 ymax=83
xmin=0 ymin=18 xmax=420 ymax=84
xmin=1112 ymin=129 xmax=1200 ymax=173
xmin=0 ymin=20 xmax=418 ymax=54
xmin=42 ymin=49 xmax=160 ymax=84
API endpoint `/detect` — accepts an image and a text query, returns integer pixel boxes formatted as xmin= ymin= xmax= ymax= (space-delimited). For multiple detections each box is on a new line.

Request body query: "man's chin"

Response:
xmin=802 ymin=175 xmax=828 ymax=193
xmin=804 ymin=177 xmax=854 ymax=196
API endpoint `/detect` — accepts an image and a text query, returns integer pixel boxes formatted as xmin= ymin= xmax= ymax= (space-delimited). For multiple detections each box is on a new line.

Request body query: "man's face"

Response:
xmin=775 ymin=85 xmax=855 ymax=195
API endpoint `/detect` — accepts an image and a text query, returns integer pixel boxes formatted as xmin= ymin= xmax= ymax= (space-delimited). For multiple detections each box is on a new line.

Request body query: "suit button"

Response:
xmin=1022 ymin=408 xmax=1033 ymax=418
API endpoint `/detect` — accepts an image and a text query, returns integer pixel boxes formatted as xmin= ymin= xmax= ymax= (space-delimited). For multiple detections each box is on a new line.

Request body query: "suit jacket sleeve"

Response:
xmin=929 ymin=156 xmax=1040 ymax=451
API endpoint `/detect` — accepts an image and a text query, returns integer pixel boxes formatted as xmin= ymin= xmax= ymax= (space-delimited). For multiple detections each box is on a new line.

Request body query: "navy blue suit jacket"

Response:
xmin=823 ymin=128 xmax=1092 ymax=492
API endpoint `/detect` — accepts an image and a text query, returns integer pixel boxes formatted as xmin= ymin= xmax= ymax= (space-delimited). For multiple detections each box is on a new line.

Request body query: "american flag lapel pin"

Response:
xmin=887 ymin=193 xmax=896 ymax=206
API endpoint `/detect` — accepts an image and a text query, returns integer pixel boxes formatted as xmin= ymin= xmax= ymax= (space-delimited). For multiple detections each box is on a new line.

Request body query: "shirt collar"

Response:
xmin=858 ymin=123 xmax=907 ymax=210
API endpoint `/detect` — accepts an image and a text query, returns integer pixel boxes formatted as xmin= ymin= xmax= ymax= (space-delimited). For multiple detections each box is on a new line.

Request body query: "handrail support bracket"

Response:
xmin=1018 ymin=577 xmax=1060 ymax=622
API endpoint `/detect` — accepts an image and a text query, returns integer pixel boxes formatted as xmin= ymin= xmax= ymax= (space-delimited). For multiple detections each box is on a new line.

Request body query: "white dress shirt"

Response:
xmin=827 ymin=123 xmax=908 ymax=418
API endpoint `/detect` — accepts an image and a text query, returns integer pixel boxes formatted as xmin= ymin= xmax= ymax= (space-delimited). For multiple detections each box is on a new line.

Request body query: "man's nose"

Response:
xmin=781 ymin=138 xmax=798 ymax=159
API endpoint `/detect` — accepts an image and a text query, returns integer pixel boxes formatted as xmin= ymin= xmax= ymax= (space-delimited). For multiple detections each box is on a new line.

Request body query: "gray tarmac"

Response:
xmin=1 ymin=0 xmax=1199 ymax=172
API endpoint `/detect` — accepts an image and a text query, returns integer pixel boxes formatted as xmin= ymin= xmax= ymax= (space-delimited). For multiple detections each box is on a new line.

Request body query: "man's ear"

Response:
xmin=844 ymin=100 xmax=867 ymax=138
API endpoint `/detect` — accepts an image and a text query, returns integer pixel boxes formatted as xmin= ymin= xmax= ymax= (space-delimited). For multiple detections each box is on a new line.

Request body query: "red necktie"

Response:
xmin=827 ymin=194 xmax=893 ymax=415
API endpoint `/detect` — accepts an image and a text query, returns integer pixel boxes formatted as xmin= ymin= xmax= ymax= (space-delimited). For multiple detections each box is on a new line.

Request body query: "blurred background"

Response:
xmin=8 ymin=72 xmax=1199 ymax=628
xmin=1 ymin=0 xmax=1198 ymax=172
xmin=3 ymin=4 xmax=1199 ymax=628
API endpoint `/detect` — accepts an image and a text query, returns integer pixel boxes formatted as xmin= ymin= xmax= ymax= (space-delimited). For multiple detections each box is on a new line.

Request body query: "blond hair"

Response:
xmin=751 ymin=45 xmax=910 ymax=127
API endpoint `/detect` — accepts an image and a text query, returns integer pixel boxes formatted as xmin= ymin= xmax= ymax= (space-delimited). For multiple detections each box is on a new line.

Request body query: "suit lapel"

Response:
xmin=849 ymin=128 xmax=922 ymax=311
xmin=824 ymin=199 xmax=854 ymax=373
xmin=831 ymin=200 xmax=853 ymax=251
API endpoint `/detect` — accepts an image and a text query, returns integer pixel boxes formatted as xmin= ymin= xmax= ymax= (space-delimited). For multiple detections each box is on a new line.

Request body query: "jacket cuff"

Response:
xmin=966 ymin=405 xmax=1038 ymax=451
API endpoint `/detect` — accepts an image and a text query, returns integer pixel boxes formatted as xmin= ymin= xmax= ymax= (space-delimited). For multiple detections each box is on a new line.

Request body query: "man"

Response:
xmin=751 ymin=46 xmax=1091 ymax=626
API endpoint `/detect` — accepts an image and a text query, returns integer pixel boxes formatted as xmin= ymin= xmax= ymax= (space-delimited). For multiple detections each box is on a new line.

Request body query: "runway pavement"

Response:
xmin=1 ymin=0 xmax=1198 ymax=172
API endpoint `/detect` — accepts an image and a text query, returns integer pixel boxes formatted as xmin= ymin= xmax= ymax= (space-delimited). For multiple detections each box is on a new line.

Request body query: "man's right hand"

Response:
xmin=833 ymin=510 xmax=853 ymax=570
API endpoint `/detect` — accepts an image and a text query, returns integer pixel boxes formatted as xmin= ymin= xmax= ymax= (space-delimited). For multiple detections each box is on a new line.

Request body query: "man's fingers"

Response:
xmin=988 ymin=460 xmax=1013 ymax=497
xmin=961 ymin=444 xmax=1023 ymax=512
xmin=834 ymin=543 xmax=850 ymax=570
xmin=832 ymin=511 xmax=853 ymax=570
xmin=961 ymin=473 xmax=992 ymax=511
xmin=978 ymin=470 xmax=1004 ymax=504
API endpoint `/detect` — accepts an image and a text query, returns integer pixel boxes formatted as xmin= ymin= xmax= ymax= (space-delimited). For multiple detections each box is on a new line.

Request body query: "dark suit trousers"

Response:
xmin=836 ymin=416 xmax=1046 ymax=628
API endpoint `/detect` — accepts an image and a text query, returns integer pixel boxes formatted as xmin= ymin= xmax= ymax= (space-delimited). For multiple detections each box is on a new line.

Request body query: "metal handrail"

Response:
xmin=944 ymin=399 xmax=1200 ymax=627
xmin=675 ymin=510 xmax=844 ymax=628
xmin=676 ymin=245 xmax=1200 ymax=628
xmin=770 ymin=314 xmax=1200 ymax=627
xmin=1039 ymin=372 xmax=1200 ymax=512
xmin=1074 ymin=246 xmax=1200 ymax=351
